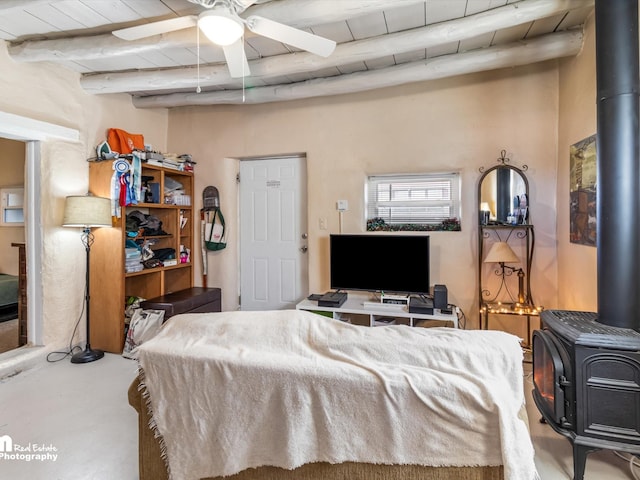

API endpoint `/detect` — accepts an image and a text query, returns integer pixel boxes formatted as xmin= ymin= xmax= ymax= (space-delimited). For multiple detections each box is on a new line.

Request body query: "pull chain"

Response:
xmin=196 ymin=25 xmax=202 ymax=94
xmin=242 ymin=33 xmax=246 ymax=103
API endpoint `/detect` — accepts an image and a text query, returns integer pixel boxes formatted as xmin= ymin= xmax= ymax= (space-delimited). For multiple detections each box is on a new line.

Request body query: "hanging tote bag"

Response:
xmin=205 ymin=208 xmax=227 ymax=251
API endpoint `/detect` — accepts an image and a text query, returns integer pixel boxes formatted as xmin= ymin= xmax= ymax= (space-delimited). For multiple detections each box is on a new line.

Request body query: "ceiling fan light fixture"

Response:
xmin=198 ymin=9 xmax=244 ymax=46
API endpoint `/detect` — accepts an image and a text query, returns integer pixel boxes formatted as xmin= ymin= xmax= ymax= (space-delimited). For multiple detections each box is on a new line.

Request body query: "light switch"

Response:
xmin=336 ymin=200 xmax=348 ymax=211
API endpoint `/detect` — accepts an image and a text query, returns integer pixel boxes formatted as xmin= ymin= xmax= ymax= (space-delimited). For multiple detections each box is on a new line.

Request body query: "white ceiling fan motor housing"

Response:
xmin=198 ymin=7 xmax=245 ymax=46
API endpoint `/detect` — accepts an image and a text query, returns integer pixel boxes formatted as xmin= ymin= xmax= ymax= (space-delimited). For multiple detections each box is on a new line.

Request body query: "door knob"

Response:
xmin=300 ymin=245 xmax=308 ymax=253
xmin=301 ymin=233 xmax=308 ymax=239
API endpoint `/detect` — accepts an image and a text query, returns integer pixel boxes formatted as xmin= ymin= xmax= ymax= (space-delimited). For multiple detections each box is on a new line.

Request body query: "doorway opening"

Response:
xmin=0 ymin=110 xmax=77 ymax=362
xmin=0 ymin=138 xmax=25 ymax=353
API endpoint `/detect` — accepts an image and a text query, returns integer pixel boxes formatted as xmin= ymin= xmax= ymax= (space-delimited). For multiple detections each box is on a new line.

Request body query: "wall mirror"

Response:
xmin=478 ymin=150 xmax=529 ymax=225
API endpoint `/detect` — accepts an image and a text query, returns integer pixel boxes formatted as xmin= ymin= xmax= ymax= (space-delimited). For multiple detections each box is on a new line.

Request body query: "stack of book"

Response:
xmin=161 ymin=158 xmax=181 ymax=170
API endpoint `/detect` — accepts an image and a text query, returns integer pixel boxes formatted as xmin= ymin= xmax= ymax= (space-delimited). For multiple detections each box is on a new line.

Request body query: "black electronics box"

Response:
xmin=318 ymin=292 xmax=347 ymax=307
xmin=408 ymin=296 xmax=434 ymax=315
xmin=433 ymin=284 xmax=448 ymax=310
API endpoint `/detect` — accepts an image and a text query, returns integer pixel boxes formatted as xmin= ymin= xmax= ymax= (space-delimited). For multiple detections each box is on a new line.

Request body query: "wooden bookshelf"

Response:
xmin=89 ymin=161 xmax=194 ymax=353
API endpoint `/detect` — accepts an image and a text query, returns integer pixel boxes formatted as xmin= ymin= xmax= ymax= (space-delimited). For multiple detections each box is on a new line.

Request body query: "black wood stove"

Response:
xmin=533 ymin=311 xmax=640 ymax=479
xmin=531 ymin=1 xmax=640 ymax=479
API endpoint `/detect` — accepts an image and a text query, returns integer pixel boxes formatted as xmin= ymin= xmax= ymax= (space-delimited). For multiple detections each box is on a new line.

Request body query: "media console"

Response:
xmin=296 ymin=292 xmax=458 ymax=329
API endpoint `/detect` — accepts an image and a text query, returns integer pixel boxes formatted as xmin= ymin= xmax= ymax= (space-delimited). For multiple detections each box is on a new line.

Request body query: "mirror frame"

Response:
xmin=478 ymin=150 xmax=529 ymax=225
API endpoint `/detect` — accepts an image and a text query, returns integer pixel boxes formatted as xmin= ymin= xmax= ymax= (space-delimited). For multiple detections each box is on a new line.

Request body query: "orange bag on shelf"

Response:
xmin=107 ymin=128 xmax=145 ymax=154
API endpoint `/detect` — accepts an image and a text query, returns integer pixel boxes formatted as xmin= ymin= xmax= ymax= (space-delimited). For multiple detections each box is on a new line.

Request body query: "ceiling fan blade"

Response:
xmin=223 ymin=40 xmax=251 ymax=78
xmin=113 ymin=16 xmax=198 ymax=41
xmin=245 ymin=15 xmax=336 ymax=58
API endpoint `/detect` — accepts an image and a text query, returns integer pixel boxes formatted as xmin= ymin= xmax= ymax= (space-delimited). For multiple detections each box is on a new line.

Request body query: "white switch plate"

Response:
xmin=336 ymin=200 xmax=348 ymax=211
xmin=319 ymin=217 xmax=327 ymax=230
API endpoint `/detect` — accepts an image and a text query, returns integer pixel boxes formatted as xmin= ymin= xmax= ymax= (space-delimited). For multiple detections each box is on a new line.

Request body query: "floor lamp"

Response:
xmin=63 ymin=194 xmax=112 ymax=364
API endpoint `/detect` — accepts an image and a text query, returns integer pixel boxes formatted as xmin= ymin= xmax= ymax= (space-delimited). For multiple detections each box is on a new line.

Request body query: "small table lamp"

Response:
xmin=63 ymin=194 xmax=112 ymax=364
xmin=484 ymin=241 xmax=525 ymax=304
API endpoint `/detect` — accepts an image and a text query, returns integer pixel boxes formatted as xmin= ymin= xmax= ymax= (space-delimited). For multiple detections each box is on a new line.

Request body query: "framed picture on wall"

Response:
xmin=569 ymin=134 xmax=597 ymax=246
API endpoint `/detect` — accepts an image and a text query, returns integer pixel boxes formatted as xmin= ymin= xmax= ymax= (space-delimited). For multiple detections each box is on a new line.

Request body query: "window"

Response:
xmin=366 ymin=173 xmax=460 ymax=231
xmin=1 ymin=187 xmax=24 ymax=226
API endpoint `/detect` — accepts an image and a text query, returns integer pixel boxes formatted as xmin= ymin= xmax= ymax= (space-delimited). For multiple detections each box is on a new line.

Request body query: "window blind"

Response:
xmin=366 ymin=173 xmax=460 ymax=225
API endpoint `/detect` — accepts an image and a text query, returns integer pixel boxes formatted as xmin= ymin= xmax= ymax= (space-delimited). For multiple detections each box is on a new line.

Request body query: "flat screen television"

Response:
xmin=329 ymin=234 xmax=430 ymax=295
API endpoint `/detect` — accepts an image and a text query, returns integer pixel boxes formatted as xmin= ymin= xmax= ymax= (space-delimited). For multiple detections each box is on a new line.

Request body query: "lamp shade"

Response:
xmin=62 ymin=195 xmax=112 ymax=228
xmin=484 ymin=241 xmax=520 ymax=263
xmin=199 ymin=9 xmax=244 ymax=46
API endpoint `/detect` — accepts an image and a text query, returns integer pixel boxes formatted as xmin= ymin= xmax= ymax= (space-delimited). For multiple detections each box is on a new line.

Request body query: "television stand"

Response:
xmin=296 ymin=292 xmax=458 ymax=328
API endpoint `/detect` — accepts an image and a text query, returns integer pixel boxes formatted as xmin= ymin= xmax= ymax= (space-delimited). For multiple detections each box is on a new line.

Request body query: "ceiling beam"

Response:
xmin=8 ymin=0 xmax=425 ymax=62
xmin=132 ymin=29 xmax=583 ymax=108
xmin=80 ymin=0 xmax=593 ymax=95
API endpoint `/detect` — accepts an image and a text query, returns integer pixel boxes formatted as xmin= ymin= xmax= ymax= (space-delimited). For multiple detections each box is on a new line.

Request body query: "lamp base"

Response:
xmin=71 ymin=347 xmax=104 ymax=364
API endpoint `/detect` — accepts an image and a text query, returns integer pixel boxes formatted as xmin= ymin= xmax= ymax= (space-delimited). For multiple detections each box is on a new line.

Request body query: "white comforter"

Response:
xmin=137 ymin=309 xmax=538 ymax=480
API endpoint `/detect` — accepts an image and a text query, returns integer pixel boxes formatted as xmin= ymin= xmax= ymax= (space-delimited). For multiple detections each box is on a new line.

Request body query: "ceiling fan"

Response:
xmin=112 ymin=0 xmax=336 ymax=79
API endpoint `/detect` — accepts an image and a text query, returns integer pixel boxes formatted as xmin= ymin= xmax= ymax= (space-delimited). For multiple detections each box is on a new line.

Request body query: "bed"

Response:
xmin=0 ymin=273 xmax=18 ymax=320
xmin=132 ymin=310 xmax=538 ymax=480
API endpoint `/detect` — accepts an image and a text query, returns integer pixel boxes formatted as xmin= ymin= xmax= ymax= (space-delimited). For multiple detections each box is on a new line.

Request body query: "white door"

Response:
xmin=239 ymin=156 xmax=308 ymax=310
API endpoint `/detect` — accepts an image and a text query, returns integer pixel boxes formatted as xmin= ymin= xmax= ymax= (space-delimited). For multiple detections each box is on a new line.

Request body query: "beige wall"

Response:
xmin=557 ymin=11 xmax=597 ymax=311
xmin=168 ymin=62 xmax=561 ymax=336
xmin=0 ymin=41 xmax=169 ymax=351
xmin=0 ymin=137 xmax=25 ymax=276
xmin=0 ymin=17 xmax=598 ymax=353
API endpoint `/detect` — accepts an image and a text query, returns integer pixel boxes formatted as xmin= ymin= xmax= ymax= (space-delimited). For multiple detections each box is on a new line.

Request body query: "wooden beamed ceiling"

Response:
xmin=1 ymin=0 xmax=594 ymax=108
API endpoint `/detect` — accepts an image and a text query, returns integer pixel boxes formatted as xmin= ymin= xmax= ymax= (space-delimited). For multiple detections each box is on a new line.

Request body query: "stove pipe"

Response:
xmin=595 ymin=0 xmax=640 ymax=331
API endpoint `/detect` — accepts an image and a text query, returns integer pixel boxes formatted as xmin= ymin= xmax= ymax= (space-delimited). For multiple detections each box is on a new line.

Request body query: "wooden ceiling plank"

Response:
xmin=246 ymin=0 xmax=426 ymax=30
xmin=133 ymin=49 xmax=184 ymax=69
xmin=337 ymin=62 xmax=368 ymax=75
xmin=50 ymin=0 xmax=116 ymax=28
xmin=309 ymin=21 xmax=353 ymax=44
xmin=261 ymin=75 xmax=293 ymax=86
xmin=365 ymin=55 xmax=396 ymax=70
xmin=78 ymin=0 xmax=594 ymax=94
xmin=555 ymin=6 xmax=592 ymax=29
xmin=0 ymin=10 xmax=59 ymax=38
xmin=8 ymin=0 xmax=593 ymax=66
xmin=459 ymin=32 xmax=495 ymax=52
xmin=23 ymin=4 xmax=87 ymax=32
xmin=132 ymin=29 xmax=583 ymax=108
xmin=526 ymin=13 xmax=565 ymax=37
xmin=6 ymin=0 xmax=408 ymax=61
xmin=426 ymin=43 xmax=460 ymax=59
xmin=384 ymin=3 xmax=426 ymax=33
xmin=394 ymin=49 xmax=426 ymax=64
xmin=0 ymin=0 xmax=52 ymax=12
xmin=154 ymin=47 xmax=199 ymax=66
xmin=0 ymin=29 xmax=16 ymax=41
xmin=121 ymin=0 xmax=178 ymax=18
xmin=185 ymin=44 xmax=226 ymax=64
xmin=491 ymin=22 xmax=532 ymax=45
xmin=245 ymin=36 xmax=290 ymax=57
xmin=426 ymin=0 xmax=467 ymax=25
xmin=347 ymin=11 xmax=388 ymax=40
xmin=79 ymin=1 xmax=141 ymax=24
